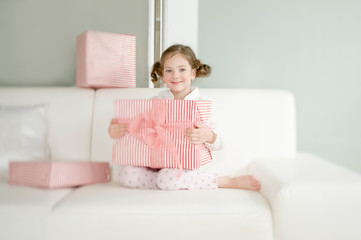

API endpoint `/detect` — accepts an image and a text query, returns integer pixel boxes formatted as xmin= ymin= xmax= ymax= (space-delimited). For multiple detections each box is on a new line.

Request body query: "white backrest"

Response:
xmin=0 ymin=87 xmax=94 ymax=161
xmin=92 ymin=88 xmax=296 ymax=175
xmin=200 ymin=89 xmax=296 ymax=174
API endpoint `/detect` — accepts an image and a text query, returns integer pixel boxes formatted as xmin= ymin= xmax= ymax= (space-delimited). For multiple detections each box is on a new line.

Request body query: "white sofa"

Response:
xmin=1 ymin=87 xmax=361 ymax=240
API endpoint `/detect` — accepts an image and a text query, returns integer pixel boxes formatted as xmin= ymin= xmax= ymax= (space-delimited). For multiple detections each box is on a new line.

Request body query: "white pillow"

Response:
xmin=0 ymin=105 xmax=50 ymax=174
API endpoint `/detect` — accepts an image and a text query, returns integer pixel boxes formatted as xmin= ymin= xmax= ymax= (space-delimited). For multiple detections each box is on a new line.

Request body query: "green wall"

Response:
xmin=196 ymin=0 xmax=361 ymax=173
xmin=0 ymin=0 xmax=149 ymax=87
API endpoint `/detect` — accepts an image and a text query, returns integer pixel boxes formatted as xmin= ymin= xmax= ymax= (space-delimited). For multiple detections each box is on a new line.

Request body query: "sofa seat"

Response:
xmin=0 ymin=179 xmax=73 ymax=240
xmin=47 ymin=182 xmax=273 ymax=240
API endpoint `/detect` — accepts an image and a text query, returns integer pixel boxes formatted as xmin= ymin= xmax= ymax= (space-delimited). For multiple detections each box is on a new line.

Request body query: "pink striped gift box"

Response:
xmin=112 ymin=99 xmax=213 ymax=169
xmin=9 ymin=161 xmax=110 ymax=189
xmin=76 ymin=30 xmax=136 ymax=88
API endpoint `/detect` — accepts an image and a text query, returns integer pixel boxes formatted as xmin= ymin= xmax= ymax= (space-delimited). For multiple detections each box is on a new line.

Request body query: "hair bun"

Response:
xmin=196 ymin=60 xmax=211 ymax=78
xmin=151 ymin=61 xmax=162 ymax=83
xmin=194 ymin=59 xmax=202 ymax=69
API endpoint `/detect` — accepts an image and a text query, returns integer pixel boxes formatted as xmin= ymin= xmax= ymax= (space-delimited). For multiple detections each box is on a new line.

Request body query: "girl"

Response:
xmin=109 ymin=44 xmax=261 ymax=191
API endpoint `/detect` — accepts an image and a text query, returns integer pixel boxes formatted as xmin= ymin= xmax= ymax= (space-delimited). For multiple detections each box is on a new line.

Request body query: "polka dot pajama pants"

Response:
xmin=119 ymin=166 xmax=218 ymax=190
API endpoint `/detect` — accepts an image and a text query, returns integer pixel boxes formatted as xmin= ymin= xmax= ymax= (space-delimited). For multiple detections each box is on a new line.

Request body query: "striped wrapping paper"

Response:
xmin=76 ymin=30 xmax=136 ymax=88
xmin=9 ymin=161 xmax=110 ymax=189
xmin=113 ymin=99 xmax=213 ymax=169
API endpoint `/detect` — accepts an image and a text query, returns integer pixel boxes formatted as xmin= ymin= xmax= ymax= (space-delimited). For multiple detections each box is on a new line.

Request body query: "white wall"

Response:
xmin=197 ymin=0 xmax=361 ymax=173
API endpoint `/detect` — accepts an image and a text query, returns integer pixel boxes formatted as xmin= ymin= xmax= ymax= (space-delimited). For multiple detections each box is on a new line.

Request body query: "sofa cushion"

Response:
xmin=200 ymin=89 xmax=296 ymax=173
xmin=0 ymin=87 xmax=95 ymax=162
xmin=0 ymin=105 xmax=49 ymax=174
xmin=48 ymin=183 xmax=273 ymax=240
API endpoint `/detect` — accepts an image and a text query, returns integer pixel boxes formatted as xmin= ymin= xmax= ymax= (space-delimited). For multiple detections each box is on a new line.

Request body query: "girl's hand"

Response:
xmin=108 ymin=118 xmax=128 ymax=139
xmin=185 ymin=122 xmax=216 ymax=144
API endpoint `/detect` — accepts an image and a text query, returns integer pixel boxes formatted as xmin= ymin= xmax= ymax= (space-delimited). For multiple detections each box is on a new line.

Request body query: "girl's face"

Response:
xmin=162 ymin=53 xmax=196 ymax=100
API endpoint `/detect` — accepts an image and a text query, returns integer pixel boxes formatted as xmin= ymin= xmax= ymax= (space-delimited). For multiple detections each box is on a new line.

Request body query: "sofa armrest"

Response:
xmin=249 ymin=152 xmax=361 ymax=240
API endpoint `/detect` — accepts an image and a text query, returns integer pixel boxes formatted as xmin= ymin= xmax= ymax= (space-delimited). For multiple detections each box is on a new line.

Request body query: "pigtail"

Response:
xmin=194 ymin=59 xmax=211 ymax=78
xmin=151 ymin=61 xmax=162 ymax=83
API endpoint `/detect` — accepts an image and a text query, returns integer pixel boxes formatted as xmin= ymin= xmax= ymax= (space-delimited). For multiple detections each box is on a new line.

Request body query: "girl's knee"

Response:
xmin=119 ymin=166 xmax=137 ymax=187
xmin=156 ymin=168 xmax=180 ymax=190
xmin=119 ymin=166 xmax=159 ymax=189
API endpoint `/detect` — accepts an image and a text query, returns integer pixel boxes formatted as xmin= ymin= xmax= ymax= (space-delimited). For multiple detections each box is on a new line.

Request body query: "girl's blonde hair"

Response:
xmin=150 ymin=44 xmax=211 ymax=83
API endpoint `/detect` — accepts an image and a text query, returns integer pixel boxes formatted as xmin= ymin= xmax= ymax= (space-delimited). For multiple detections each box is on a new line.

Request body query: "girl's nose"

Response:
xmin=172 ymin=70 xmax=180 ymax=78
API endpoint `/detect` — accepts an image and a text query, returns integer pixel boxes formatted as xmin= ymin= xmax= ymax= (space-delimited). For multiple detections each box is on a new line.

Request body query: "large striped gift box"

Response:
xmin=76 ymin=30 xmax=136 ymax=88
xmin=9 ymin=161 xmax=110 ymax=189
xmin=113 ymin=99 xmax=213 ymax=169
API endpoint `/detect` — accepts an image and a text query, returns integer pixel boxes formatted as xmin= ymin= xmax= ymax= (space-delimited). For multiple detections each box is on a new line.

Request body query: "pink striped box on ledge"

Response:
xmin=9 ymin=161 xmax=110 ymax=189
xmin=112 ymin=99 xmax=213 ymax=169
xmin=76 ymin=30 xmax=136 ymax=88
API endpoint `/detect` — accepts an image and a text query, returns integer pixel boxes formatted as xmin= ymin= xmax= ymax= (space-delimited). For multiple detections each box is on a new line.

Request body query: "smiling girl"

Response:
xmin=109 ymin=44 xmax=261 ymax=191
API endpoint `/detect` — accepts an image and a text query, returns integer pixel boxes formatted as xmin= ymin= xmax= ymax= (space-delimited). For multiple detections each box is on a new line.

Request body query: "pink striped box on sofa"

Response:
xmin=9 ymin=161 xmax=110 ymax=189
xmin=76 ymin=30 xmax=136 ymax=88
xmin=112 ymin=99 xmax=213 ymax=169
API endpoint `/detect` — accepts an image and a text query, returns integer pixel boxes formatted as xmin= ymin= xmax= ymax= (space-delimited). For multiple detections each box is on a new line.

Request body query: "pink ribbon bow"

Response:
xmin=127 ymin=101 xmax=190 ymax=178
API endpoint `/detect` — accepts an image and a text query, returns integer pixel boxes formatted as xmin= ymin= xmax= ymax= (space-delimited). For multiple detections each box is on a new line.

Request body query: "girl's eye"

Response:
xmin=180 ymin=68 xmax=186 ymax=72
xmin=165 ymin=69 xmax=172 ymax=73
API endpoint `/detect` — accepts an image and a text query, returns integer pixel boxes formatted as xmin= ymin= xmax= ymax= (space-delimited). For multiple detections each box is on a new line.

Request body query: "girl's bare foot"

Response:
xmin=218 ymin=175 xmax=261 ymax=191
